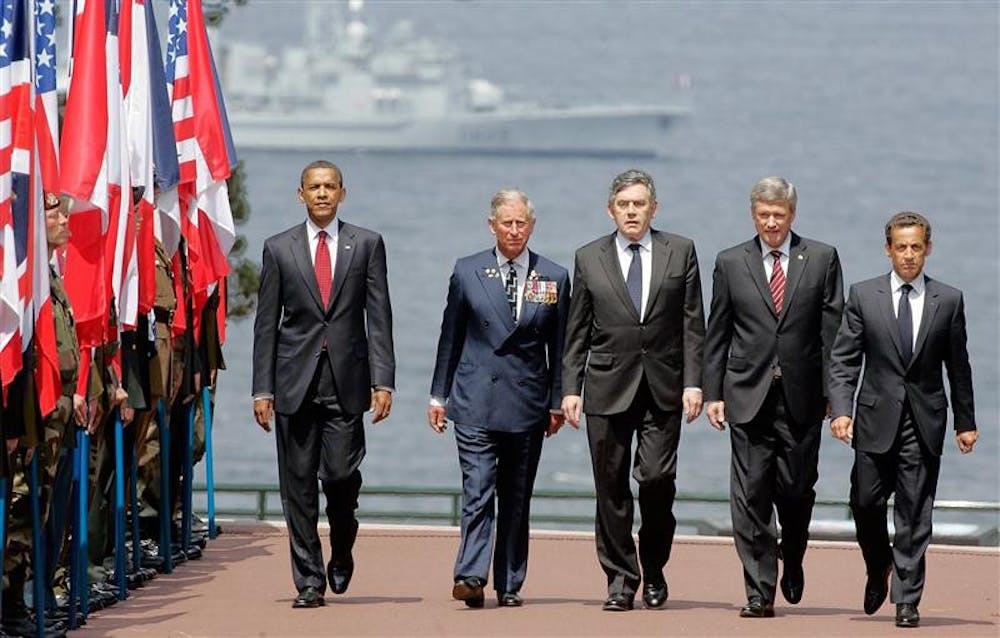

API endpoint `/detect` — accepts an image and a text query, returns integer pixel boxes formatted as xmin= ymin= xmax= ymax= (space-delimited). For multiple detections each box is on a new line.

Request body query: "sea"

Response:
xmin=204 ymin=1 xmax=999 ymax=519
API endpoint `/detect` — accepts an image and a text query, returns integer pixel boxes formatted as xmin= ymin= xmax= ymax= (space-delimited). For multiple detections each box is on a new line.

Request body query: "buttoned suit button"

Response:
xmin=484 ymin=320 xmax=489 ymax=326
xmin=491 ymin=376 xmax=498 ymax=383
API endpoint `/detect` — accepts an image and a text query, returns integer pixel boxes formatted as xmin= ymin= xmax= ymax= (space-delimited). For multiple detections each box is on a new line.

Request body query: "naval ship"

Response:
xmin=217 ymin=1 xmax=689 ymax=157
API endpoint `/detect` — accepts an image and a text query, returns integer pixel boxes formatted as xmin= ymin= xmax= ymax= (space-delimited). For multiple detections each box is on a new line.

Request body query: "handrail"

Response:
xmin=193 ymin=483 xmax=999 ymax=542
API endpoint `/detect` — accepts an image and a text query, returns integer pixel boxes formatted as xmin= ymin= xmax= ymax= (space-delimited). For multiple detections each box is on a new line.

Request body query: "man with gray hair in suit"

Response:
xmin=429 ymin=189 xmax=570 ymax=608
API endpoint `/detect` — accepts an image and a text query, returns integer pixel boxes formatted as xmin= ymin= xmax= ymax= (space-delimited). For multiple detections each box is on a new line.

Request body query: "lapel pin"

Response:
xmin=797 ymin=254 xmax=803 ymax=260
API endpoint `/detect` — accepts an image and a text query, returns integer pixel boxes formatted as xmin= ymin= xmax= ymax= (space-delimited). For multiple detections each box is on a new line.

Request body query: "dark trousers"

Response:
xmin=729 ymin=380 xmax=821 ymax=602
xmin=453 ymin=422 xmax=544 ymax=594
xmin=275 ymin=353 xmax=365 ymax=594
xmin=851 ymin=408 xmax=939 ymax=605
xmin=586 ymin=379 xmax=680 ymax=598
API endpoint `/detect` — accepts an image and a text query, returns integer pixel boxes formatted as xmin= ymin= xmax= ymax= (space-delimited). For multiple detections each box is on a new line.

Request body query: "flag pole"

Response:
xmin=113 ymin=409 xmax=127 ymax=599
xmin=75 ymin=428 xmax=90 ymax=622
xmin=29 ymin=452 xmax=47 ymax=636
xmin=156 ymin=398 xmax=172 ymax=572
xmin=202 ymin=385 xmax=216 ymax=539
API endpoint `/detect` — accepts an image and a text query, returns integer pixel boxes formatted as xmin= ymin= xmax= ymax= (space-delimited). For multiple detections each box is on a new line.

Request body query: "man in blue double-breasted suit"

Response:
xmin=428 ymin=189 xmax=570 ymax=609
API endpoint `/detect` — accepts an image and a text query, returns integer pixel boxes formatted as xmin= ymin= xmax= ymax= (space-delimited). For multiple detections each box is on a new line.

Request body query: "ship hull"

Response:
xmin=229 ymin=106 xmax=686 ymax=157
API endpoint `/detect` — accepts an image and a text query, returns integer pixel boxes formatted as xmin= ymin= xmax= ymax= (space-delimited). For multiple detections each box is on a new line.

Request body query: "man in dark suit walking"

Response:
xmin=829 ymin=212 xmax=977 ymax=628
xmin=252 ymin=160 xmax=395 ymax=609
xmin=428 ymin=189 xmax=569 ymax=608
xmin=562 ymin=169 xmax=705 ymax=612
xmin=703 ymin=177 xmax=844 ymax=617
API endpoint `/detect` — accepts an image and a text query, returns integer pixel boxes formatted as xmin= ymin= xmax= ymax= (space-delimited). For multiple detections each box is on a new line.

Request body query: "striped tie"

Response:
xmin=505 ymin=260 xmax=518 ymax=321
xmin=769 ymin=250 xmax=785 ymax=313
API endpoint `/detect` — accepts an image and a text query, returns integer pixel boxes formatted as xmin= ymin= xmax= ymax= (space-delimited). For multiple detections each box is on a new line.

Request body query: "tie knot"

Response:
xmin=770 ymin=250 xmax=782 ymax=261
xmin=901 ymin=283 xmax=913 ymax=295
xmin=318 ymin=230 xmax=328 ymax=241
xmin=507 ymin=260 xmax=516 ymax=268
xmin=629 ymin=243 xmax=641 ymax=254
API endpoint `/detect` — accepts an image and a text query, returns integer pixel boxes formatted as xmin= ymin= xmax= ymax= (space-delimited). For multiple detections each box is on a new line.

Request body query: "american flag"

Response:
xmin=166 ymin=0 xmax=235 ymax=342
xmin=31 ymin=0 xmax=60 ymax=415
xmin=0 ymin=0 xmax=23 ymax=393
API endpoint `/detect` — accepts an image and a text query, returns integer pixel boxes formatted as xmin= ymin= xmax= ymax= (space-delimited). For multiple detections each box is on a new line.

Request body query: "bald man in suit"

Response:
xmin=252 ymin=160 xmax=395 ymax=609
xmin=829 ymin=211 xmax=977 ymax=628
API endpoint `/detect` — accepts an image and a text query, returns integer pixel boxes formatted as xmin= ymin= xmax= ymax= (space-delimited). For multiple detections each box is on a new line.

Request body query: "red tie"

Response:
xmin=316 ymin=230 xmax=332 ymax=308
xmin=769 ymin=250 xmax=785 ymax=313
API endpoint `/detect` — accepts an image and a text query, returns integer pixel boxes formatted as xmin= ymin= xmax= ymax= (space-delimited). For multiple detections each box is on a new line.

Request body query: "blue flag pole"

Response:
xmin=130 ymin=430 xmax=140 ymax=574
xmin=156 ymin=399 xmax=172 ymax=573
xmin=76 ymin=428 xmax=90 ymax=622
xmin=67 ymin=439 xmax=79 ymax=629
xmin=113 ymin=410 xmax=127 ymax=599
xmin=0 ymin=475 xmax=7 ymax=625
xmin=202 ymin=386 xmax=216 ymax=539
xmin=181 ymin=401 xmax=194 ymax=553
xmin=28 ymin=453 xmax=47 ymax=637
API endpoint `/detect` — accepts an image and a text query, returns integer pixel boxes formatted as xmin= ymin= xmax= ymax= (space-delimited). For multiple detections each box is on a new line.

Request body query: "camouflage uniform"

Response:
xmin=1 ymin=266 xmax=78 ymax=615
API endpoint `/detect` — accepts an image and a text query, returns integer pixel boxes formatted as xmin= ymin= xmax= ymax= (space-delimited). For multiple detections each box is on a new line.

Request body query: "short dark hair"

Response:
xmin=608 ymin=169 xmax=656 ymax=205
xmin=885 ymin=211 xmax=931 ymax=245
xmin=300 ymin=160 xmax=343 ymax=187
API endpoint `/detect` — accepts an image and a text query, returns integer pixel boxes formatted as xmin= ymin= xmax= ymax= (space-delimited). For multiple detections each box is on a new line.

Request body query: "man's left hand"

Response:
xmin=371 ymin=389 xmax=392 ymax=423
xmin=682 ymin=389 xmax=703 ymax=423
xmin=957 ymin=430 xmax=978 ymax=454
xmin=546 ymin=413 xmax=566 ymax=437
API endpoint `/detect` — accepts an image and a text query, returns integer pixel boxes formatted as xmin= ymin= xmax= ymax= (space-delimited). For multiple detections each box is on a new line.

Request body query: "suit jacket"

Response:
xmin=704 ymin=233 xmax=844 ymax=425
xmin=562 ymin=230 xmax=705 ymax=415
xmin=829 ymin=274 xmax=975 ymax=456
xmin=252 ymin=219 xmax=395 ymax=416
xmin=430 ymin=249 xmax=570 ymax=432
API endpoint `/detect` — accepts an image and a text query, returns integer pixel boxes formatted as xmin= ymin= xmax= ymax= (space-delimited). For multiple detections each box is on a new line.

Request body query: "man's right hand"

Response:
xmin=706 ymin=401 xmax=727 ymax=431
xmin=830 ymin=415 xmax=853 ymax=444
xmin=253 ymin=398 xmax=274 ymax=433
xmin=428 ymin=405 xmax=448 ymax=433
xmin=561 ymin=395 xmax=582 ymax=428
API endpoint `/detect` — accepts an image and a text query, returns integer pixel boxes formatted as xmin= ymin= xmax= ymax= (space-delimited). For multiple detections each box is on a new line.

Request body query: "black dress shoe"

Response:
xmin=863 ymin=564 xmax=891 ymax=615
xmin=780 ymin=563 xmax=804 ymax=605
xmin=642 ymin=581 xmax=668 ymax=609
xmin=452 ymin=577 xmax=485 ymax=608
xmin=602 ymin=594 xmax=634 ymax=612
xmin=292 ymin=586 xmax=325 ymax=609
xmin=497 ymin=592 xmax=523 ymax=607
xmin=739 ymin=597 xmax=775 ymax=618
xmin=327 ymin=558 xmax=354 ymax=595
xmin=895 ymin=603 xmax=920 ymax=628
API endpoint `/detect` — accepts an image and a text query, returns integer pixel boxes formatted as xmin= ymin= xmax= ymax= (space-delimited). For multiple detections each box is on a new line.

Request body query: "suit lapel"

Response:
xmin=644 ymin=231 xmax=671 ymax=315
xmin=329 ymin=220 xmax=356 ymax=311
xmin=910 ymin=276 xmax=939 ymax=366
xmin=875 ymin=274 xmax=905 ymax=361
xmin=598 ymin=234 xmax=640 ymax=322
xmin=518 ymin=252 xmax=541 ymax=328
xmin=475 ymin=251 xmax=516 ymax=330
xmin=743 ymin=239 xmax=777 ymax=318
xmin=290 ymin=224 xmax=324 ymax=310
xmin=779 ymin=233 xmax=807 ymax=326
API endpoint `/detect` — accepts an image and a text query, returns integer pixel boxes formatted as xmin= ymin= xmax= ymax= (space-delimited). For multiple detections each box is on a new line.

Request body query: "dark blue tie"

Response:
xmin=505 ymin=260 xmax=518 ymax=321
xmin=898 ymin=283 xmax=913 ymax=363
xmin=626 ymin=244 xmax=642 ymax=316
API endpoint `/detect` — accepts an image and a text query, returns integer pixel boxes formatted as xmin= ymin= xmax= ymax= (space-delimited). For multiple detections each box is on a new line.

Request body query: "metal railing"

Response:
xmin=193 ymin=483 xmax=999 ymax=545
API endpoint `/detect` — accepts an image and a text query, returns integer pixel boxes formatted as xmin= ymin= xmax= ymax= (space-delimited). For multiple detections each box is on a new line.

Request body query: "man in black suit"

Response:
xmin=829 ymin=211 xmax=977 ymax=628
xmin=704 ymin=177 xmax=844 ymax=617
xmin=562 ymin=169 xmax=705 ymax=611
xmin=252 ymin=160 xmax=395 ymax=608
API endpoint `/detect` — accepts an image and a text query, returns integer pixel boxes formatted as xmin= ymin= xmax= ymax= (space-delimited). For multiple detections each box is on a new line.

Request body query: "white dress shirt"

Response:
xmin=761 ymin=234 xmax=791 ymax=280
xmin=890 ymin=270 xmax=925 ymax=352
xmin=615 ymin=231 xmax=652 ymax=322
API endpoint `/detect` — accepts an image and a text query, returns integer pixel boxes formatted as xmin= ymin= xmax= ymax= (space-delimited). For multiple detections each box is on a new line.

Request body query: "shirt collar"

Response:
xmin=306 ymin=217 xmax=338 ymax=241
xmin=496 ymin=248 xmax=529 ymax=270
xmin=890 ymin=270 xmax=925 ymax=295
xmin=759 ymin=234 xmax=791 ymax=259
xmin=615 ymin=231 xmax=652 ymax=254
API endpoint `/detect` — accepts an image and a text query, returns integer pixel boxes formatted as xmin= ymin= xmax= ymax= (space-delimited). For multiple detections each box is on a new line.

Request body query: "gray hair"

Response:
xmin=608 ymin=169 xmax=657 ymax=205
xmin=885 ymin=211 xmax=932 ymax=245
xmin=490 ymin=188 xmax=535 ymax=219
xmin=750 ymin=176 xmax=796 ymax=212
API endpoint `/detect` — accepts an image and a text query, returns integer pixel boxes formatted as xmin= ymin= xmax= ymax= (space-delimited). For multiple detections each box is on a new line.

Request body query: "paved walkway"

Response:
xmin=75 ymin=523 xmax=999 ymax=637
